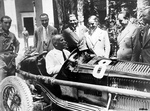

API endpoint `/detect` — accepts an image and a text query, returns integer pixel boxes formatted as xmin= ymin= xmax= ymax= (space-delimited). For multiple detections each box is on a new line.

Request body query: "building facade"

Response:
xmin=0 ymin=0 xmax=137 ymax=38
xmin=0 ymin=0 xmax=54 ymax=38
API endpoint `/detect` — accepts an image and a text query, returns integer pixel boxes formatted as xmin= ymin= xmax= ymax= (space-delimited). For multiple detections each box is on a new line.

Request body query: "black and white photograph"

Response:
xmin=0 ymin=0 xmax=150 ymax=111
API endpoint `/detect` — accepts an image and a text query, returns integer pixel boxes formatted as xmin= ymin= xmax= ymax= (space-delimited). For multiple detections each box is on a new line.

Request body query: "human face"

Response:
xmin=142 ymin=15 xmax=150 ymax=25
xmin=88 ymin=18 xmax=97 ymax=30
xmin=69 ymin=16 xmax=78 ymax=29
xmin=57 ymin=36 xmax=68 ymax=50
xmin=118 ymin=13 xmax=128 ymax=27
xmin=1 ymin=18 xmax=11 ymax=31
xmin=40 ymin=15 xmax=49 ymax=28
xmin=141 ymin=8 xmax=150 ymax=25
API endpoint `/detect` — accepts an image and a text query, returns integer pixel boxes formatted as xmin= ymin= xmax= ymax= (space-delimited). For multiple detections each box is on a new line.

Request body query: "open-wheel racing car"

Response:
xmin=1 ymin=49 xmax=150 ymax=111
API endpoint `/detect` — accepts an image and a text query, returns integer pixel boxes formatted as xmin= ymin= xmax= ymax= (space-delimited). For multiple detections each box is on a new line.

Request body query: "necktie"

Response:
xmin=43 ymin=27 xmax=48 ymax=43
xmin=43 ymin=28 xmax=48 ymax=51
xmin=62 ymin=50 xmax=67 ymax=61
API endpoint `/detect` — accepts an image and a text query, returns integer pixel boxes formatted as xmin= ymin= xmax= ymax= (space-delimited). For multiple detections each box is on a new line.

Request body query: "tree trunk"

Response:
xmin=77 ymin=0 xmax=84 ymax=25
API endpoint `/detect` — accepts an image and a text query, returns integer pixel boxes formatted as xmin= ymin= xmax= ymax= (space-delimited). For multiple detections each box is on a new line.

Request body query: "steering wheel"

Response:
xmin=36 ymin=51 xmax=48 ymax=76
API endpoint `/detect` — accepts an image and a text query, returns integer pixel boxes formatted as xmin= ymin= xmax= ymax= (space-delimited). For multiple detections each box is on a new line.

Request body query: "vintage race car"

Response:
xmin=0 ymin=49 xmax=150 ymax=111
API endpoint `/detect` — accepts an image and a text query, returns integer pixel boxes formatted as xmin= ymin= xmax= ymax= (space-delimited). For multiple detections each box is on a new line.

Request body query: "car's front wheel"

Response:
xmin=0 ymin=76 xmax=33 ymax=111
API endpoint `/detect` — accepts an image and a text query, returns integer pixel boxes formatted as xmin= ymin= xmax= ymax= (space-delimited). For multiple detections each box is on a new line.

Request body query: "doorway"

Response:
xmin=23 ymin=17 xmax=34 ymax=35
xmin=21 ymin=12 xmax=34 ymax=36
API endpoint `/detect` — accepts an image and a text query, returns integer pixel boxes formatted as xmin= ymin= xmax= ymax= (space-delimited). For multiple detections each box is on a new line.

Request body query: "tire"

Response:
xmin=0 ymin=76 xmax=33 ymax=111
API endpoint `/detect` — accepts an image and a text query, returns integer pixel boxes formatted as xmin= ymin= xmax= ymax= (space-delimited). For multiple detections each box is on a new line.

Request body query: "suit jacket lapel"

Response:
xmin=47 ymin=25 xmax=51 ymax=39
xmin=39 ymin=26 xmax=43 ymax=41
xmin=92 ymin=28 xmax=103 ymax=47
xmin=68 ymin=28 xmax=79 ymax=42
xmin=143 ymin=25 xmax=150 ymax=47
xmin=118 ymin=25 xmax=130 ymax=44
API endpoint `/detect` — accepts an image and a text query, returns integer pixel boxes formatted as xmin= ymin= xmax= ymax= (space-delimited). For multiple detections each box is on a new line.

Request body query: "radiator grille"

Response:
xmin=108 ymin=61 xmax=150 ymax=75
xmin=111 ymin=95 xmax=150 ymax=111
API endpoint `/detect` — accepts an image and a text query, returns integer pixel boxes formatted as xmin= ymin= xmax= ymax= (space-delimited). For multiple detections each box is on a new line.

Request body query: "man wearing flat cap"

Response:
xmin=131 ymin=6 xmax=150 ymax=63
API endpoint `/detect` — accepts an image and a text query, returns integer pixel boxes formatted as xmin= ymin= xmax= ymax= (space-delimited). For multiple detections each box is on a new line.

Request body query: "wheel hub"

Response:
xmin=3 ymin=86 xmax=21 ymax=110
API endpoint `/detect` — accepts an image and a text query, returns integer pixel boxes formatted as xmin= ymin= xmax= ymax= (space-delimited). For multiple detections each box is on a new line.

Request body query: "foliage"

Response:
xmin=53 ymin=0 xmax=77 ymax=32
xmin=83 ymin=0 xmax=99 ymax=27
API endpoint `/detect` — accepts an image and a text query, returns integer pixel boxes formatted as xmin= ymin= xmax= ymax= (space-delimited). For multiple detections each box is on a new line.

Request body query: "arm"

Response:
xmin=62 ymin=29 xmax=78 ymax=52
xmin=13 ymin=35 xmax=20 ymax=53
xmin=131 ymin=28 xmax=141 ymax=62
xmin=78 ymin=35 xmax=88 ymax=51
xmin=33 ymin=29 xmax=38 ymax=48
xmin=85 ymin=33 xmax=94 ymax=51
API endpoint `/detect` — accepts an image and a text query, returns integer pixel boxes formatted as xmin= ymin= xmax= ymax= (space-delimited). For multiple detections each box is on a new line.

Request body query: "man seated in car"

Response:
xmin=45 ymin=34 xmax=70 ymax=77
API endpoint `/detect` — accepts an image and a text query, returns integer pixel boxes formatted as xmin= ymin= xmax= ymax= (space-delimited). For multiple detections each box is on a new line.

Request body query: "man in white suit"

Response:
xmin=45 ymin=34 xmax=70 ymax=76
xmin=117 ymin=11 xmax=140 ymax=61
xmin=85 ymin=15 xmax=110 ymax=58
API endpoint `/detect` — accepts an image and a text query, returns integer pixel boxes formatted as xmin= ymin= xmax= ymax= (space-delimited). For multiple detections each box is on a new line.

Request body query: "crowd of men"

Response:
xmin=0 ymin=5 xmax=150 ymax=79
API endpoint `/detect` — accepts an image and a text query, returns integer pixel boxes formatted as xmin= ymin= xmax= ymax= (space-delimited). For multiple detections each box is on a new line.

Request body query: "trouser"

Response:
xmin=0 ymin=52 xmax=16 ymax=76
xmin=0 ymin=59 xmax=7 ymax=82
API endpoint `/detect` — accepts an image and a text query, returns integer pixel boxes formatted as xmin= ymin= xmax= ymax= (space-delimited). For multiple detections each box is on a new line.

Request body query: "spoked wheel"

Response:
xmin=0 ymin=76 xmax=33 ymax=111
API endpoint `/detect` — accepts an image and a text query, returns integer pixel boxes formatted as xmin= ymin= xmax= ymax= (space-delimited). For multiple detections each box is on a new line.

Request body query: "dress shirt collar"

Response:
xmin=42 ymin=26 xmax=48 ymax=31
xmin=53 ymin=48 xmax=62 ymax=53
xmin=53 ymin=48 xmax=66 ymax=61
xmin=89 ymin=26 xmax=98 ymax=35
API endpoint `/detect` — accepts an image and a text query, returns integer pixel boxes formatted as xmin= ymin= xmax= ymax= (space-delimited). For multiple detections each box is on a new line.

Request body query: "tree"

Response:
xmin=137 ymin=0 xmax=150 ymax=18
xmin=53 ymin=0 xmax=77 ymax=32
xmin=83 ymin=0 xmax=99 ymax=27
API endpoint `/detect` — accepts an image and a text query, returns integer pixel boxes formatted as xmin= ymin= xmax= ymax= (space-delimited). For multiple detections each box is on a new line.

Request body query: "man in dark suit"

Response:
xmin=62 ymin=14 xmax=88 ymax=52
xmin=34 ymin=13 xmax=58 ymax=54
xmin=116 ymin=11 xmax=140 ymax=61
xmin=131 ymin=6 xmax=150 ymax=63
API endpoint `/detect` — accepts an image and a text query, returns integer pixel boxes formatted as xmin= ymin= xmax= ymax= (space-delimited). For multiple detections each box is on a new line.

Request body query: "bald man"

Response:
xmin=45 ymin=34 xmax=70 ymax=76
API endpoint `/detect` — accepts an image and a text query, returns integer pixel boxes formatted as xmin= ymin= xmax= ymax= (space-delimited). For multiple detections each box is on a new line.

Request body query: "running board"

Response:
xmin=36 ymin=82 xmax=105 ymax=111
